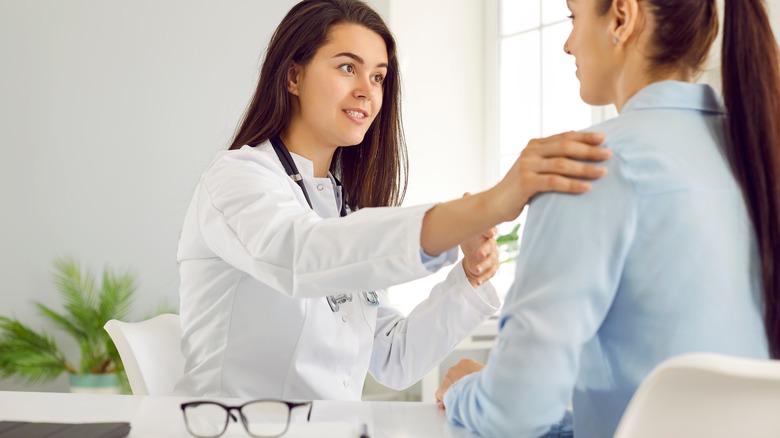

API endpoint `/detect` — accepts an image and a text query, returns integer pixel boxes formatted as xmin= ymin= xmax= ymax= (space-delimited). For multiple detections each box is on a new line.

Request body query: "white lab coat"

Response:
xmin=175 ymin=142 xmax=499 ymax=400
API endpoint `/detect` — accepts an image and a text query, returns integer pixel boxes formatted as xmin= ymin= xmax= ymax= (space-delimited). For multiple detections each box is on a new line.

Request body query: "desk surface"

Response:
xmin=0 ymin=391 xmax=479 ymax=438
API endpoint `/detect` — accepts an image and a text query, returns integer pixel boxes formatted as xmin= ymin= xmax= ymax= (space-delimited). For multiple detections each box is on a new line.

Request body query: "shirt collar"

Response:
xmin=289 ymin=151 xmax=316 ymax=178
xmin=621 ymin=80 xmax=725 ymax=115
xmin=289 ymin=150 xmax=335 ymax=182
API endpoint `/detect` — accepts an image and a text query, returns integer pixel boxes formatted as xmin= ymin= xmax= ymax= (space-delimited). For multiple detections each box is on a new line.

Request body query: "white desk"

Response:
xmin=0 ymin=391 xmax=480 ymax=438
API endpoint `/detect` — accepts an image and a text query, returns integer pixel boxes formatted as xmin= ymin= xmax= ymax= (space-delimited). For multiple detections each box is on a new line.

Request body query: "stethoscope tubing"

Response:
xmin=269 ymin=136 xmax=378 ymax=311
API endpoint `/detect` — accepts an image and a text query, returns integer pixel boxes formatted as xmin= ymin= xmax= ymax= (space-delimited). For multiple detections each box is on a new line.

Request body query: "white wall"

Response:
xmin=390 ymin=0 xmax=488 ymax=206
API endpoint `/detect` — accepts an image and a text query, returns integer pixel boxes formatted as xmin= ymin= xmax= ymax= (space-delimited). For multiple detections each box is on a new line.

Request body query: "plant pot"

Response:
xmin=69 ymin=373 xmax=120 ymax=394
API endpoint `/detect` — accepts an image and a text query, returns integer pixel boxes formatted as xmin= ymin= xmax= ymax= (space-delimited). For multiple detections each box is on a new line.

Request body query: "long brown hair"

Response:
xmin=721 ymin=0 xmax=780 ymax=358
xmin=599 ymin=0 xmax=780 ymax=357
xmin=228 ymin=0 xmax=407 ymax=209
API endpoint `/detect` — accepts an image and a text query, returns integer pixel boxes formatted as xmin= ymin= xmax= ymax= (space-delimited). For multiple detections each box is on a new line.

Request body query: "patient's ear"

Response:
xmin=611 ymin=0 xmax=640 ymax=46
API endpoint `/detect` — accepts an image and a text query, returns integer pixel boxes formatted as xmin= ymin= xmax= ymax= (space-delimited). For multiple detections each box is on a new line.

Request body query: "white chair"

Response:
xmin=104 ymin=313 xmax=185 ymax=396
xmin=613 ymin=352 xmax=780 ymax=438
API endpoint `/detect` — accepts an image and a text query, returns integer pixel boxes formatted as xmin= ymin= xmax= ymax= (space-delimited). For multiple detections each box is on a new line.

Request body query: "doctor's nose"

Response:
xmin=353 ymin=76 xmax=375 ymax=101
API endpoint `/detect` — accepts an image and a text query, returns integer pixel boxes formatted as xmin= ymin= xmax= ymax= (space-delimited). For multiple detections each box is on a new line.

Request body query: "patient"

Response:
xmin=436 ymin=0 xmax=780 ymax=436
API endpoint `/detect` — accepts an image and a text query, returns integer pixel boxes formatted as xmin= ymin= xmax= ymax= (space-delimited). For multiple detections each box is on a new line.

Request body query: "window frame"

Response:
xmin=483 ymin=0 xmax=616 ymax=186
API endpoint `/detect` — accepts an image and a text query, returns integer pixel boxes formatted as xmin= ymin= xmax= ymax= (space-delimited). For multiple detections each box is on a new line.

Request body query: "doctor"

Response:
xmin=175 ymin=0 xmax=611 ymax=400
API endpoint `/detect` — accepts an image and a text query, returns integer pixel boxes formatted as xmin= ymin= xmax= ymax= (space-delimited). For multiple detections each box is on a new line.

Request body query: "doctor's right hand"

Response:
xmin=418 ymin=131 xmax=609 ymax=256
xmin=460 ymin=194 xmax=499 ymax=288
xmin=490 ymin=131 xmax=610 ymax=222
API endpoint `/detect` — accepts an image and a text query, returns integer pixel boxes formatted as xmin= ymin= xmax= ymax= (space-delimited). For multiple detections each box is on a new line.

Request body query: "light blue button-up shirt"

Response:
xmin=444 ymin=81 xmax=768 ymax=438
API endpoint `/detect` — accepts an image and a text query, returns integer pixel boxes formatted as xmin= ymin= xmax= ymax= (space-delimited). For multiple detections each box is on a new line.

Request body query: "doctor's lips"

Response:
xmin=344 ymin=108 xmax=370 ymax=123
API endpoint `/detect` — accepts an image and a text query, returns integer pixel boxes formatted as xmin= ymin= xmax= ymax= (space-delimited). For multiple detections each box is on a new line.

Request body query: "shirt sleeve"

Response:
xmin=190 ymin=150 xmax=452 ymax=299
xmin=369 ymin=262 xmax=500 ymax=390
xmin=444 ymin=155 xmax=637 ymax=437
xmin=420 ymin=247 xmax=458 ymax=272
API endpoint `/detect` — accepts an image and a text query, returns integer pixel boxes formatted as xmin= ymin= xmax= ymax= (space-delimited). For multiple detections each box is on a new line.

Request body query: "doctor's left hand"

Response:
xmin=435 ymin=358 xmax=485 ymax=410
xmin=460 ymin=194 xmax=499 ymax=288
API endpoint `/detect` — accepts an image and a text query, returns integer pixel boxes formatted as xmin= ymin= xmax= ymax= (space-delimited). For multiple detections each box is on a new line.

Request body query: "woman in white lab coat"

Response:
xmin=174 ymin=0 xmax=611 ymax=400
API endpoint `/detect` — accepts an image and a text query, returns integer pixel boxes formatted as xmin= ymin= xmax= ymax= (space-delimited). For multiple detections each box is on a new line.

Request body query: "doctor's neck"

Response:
xmin=279 ymin=130 xmax=338 ymax=178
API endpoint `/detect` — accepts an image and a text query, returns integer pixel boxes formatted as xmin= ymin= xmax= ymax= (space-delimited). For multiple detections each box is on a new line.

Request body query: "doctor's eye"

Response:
xmin=567 ymin=14 xmax=575 ymax=22
xmin=371 ymin=73 xmax=385 ymax=84
xmin=339 ymin=64 xmax=356 ymax=74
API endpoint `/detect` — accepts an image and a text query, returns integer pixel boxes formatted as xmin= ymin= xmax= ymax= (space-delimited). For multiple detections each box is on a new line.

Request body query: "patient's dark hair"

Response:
xmin=598 ymin=0 xmax=780 ymax=357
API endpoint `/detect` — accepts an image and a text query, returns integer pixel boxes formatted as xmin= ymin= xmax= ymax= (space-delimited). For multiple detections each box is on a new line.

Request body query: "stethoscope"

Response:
xmin=270 ymin=136 xmax=380 ymax=312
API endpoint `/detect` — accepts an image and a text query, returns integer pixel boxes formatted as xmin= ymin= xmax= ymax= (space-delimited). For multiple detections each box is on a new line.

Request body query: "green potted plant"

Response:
xmin=0 ymin=258 xmax=134 ymax=393
xmin=497 ymin=222 xmax=521 ymax=264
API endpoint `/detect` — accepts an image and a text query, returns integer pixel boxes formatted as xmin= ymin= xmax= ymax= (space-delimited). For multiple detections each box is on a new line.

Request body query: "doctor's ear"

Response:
xmin=610 ymin=0 xmax=640 ymax=46
xmin=287 ymin=62 xmax=303 ymax=96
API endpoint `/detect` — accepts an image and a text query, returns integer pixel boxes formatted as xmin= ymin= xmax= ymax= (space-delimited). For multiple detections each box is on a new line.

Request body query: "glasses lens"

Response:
xmin=242 ymin=401 xmax=290 ymax=437
xmin=183 ymin=403 xmax=229 ymax=438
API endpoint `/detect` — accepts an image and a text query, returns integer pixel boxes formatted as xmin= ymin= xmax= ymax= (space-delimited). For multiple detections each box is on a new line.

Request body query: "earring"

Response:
xmin=612 ymin=35 xmax=619 ymax=45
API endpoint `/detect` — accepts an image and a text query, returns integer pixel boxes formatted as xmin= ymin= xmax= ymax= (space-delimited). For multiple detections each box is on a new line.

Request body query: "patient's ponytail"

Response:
xmin=722 ymin=0 xmax=780 ymax=358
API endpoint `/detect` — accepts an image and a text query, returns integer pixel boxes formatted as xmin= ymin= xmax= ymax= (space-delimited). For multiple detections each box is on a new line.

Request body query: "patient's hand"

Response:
xmin=435 ymin=358 xmax=485 ymax=409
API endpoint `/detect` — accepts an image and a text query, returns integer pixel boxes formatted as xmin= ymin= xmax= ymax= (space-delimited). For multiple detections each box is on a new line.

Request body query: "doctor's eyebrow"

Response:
xmin=332 ymin=52 xmax=389 ymax=69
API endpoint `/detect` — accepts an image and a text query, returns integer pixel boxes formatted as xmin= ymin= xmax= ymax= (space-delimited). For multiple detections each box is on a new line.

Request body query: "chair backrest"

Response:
xmin=104 ymin=314 xmax=185 ymax=396
xmin=614 ymin=352 xmax=780 ymax=438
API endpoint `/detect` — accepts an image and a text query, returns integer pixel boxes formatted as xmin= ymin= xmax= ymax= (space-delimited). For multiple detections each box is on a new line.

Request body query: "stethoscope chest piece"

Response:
xmin=362 ymin=291 xmax=380 ymax=307
xmin=327 ymin=294 xmax=353 ymax=312
xmin=326 ymin=291 xmax=380 ymax=312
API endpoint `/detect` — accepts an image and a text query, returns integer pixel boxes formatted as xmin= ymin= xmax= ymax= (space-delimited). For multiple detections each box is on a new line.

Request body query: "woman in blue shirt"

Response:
xmin=436 ymin=0 xmax=780 ymax=436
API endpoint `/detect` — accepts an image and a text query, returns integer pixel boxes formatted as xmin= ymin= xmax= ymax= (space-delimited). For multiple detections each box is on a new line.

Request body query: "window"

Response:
xmin=494 ymin=0 xmax=603 ymax=171
xmin=486 ymin=0 xmax=616 ymax=296
xmin=493 ymin=0 xmax=601 ymax=175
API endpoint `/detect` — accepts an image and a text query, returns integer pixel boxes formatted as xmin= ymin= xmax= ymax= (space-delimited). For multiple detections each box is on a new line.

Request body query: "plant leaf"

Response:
xmin=496 ymin=223 xmax=522 ymax=245
xmin=98 ymin=267 xmax=135 ymax=323
xmin=53 ymin=258 xmax=98 ymax=339
xmin=35 ymin=303 xmax=85 ymax=341
xmin=1 ymin=257 xmax=141 ymax=383
xmin=0 ymin=316 xmax=72 ymax=383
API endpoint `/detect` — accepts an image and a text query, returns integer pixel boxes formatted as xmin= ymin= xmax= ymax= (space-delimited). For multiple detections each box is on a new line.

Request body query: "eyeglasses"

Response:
xmin=180 ymin=400 xmax=313 ymax=438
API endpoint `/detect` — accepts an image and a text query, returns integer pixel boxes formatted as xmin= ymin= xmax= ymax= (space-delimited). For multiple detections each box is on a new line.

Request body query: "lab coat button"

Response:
xmin=343 ymin=380 xmax=349 ymax=387
xmin=316 ymin=184 xmax=324 ymax=191
xmin=341 ymin=315 xmax=348 ymax=322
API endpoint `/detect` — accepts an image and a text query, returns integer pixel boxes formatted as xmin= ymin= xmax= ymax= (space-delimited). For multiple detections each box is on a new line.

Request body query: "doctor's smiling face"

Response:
xmin=229 ymin=0 xmax=405 ymax=209
xmin=286 ymin=23 xmax=387 ymax=150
